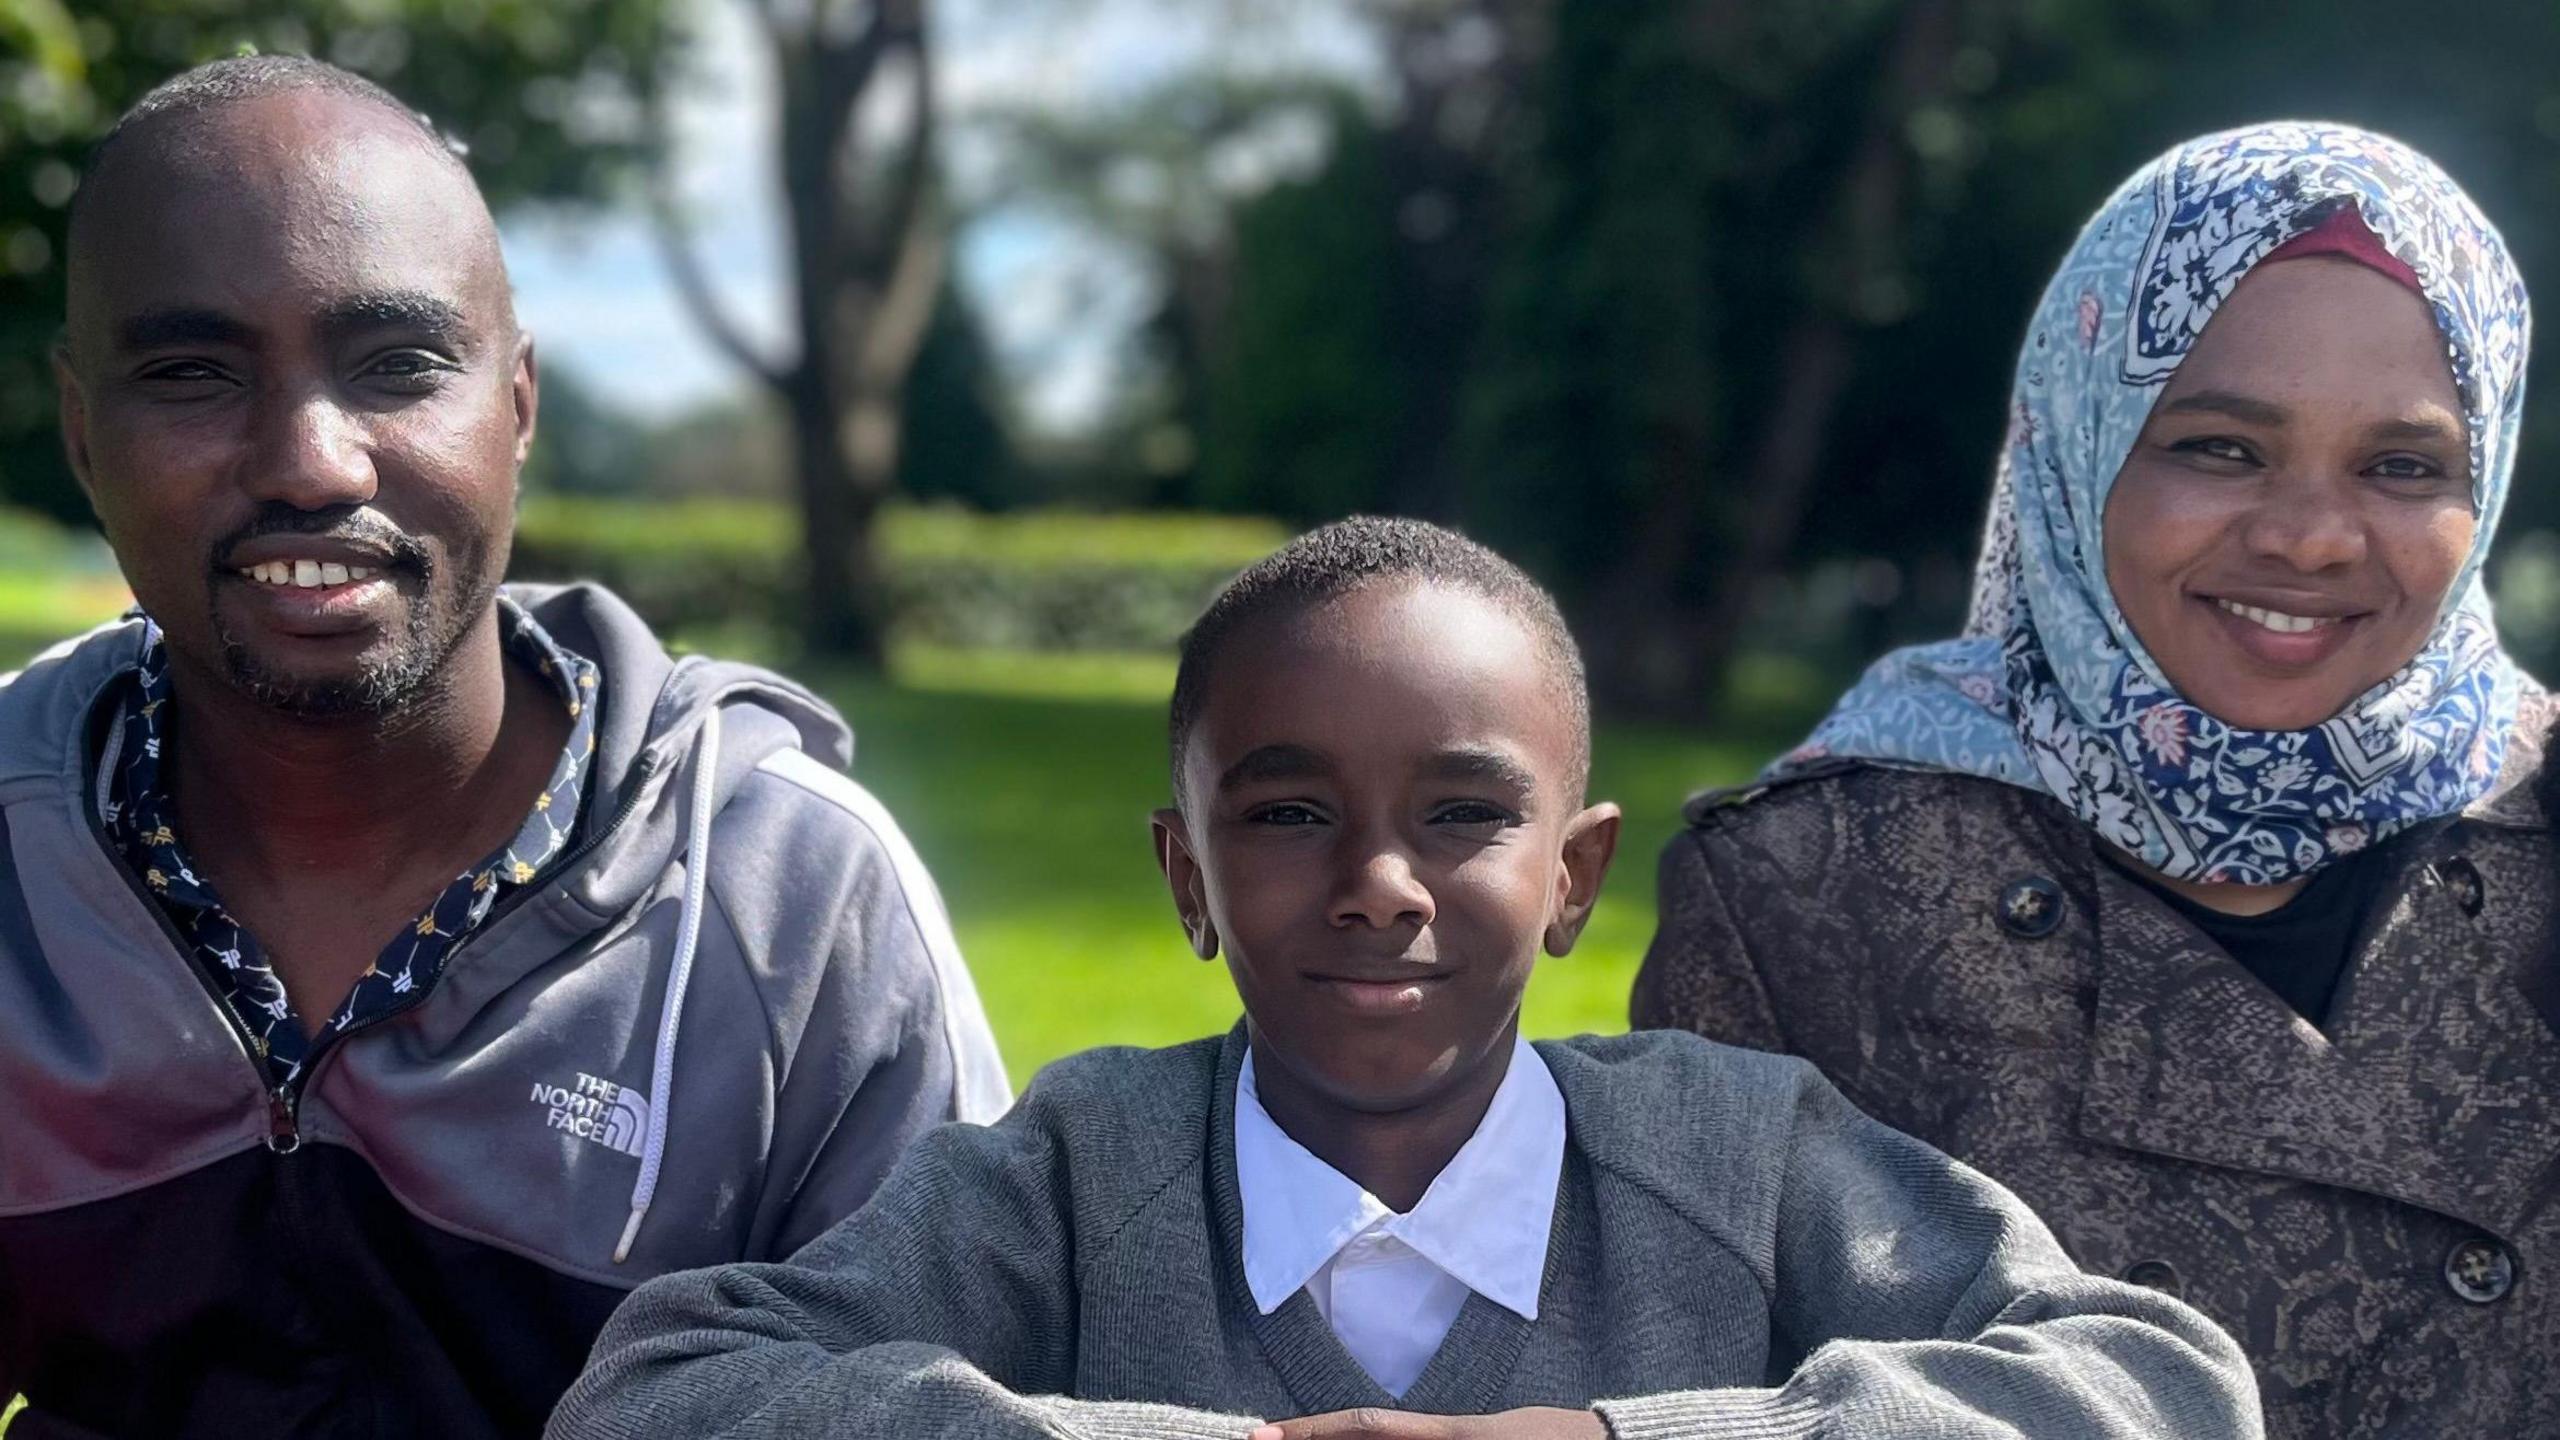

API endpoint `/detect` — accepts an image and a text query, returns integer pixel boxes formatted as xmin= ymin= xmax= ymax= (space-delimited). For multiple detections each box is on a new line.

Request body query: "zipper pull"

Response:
xmin=266 ymin=1085 xmax=302 ymax=1155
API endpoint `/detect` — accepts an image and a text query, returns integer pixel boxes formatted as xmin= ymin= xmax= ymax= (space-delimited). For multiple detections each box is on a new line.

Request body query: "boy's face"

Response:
xmin=1154 ymin=580 xmax=1620 ymax=1116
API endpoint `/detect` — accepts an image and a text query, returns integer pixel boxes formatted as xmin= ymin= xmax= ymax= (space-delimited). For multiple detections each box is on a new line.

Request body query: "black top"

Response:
xmin=2113 ymin=843 xmax=2395 ymax=1029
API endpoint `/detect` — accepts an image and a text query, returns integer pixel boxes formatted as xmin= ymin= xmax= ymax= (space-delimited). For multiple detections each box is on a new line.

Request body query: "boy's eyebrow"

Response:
xmin=1217 ymin=743 xmax=1330 ymax=793
xmin=1423 ymin=747 xmax=1538 ymax=793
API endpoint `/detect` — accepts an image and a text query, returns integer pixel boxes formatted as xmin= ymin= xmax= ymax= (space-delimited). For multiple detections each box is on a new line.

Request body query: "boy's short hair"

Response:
xmin=1169 ymin=516 xmax=1591 ymax=808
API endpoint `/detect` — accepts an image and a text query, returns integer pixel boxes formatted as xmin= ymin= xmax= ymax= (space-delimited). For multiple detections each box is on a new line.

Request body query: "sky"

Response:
xmin=499 ymin=0 xmax=1377 ymax=433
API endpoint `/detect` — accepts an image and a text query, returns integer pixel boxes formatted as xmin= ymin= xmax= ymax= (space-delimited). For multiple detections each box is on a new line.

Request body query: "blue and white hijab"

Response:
xmin=1780 ymin=122 xmax=2534 ymax=884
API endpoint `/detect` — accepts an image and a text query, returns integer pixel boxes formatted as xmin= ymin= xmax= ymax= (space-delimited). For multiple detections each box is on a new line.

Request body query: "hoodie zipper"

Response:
xmin=275 ymin=748 xmax=666 ymax=1117
xmin=86 ymin=740 xmax=668 ymax=1144
xmin=82 ymin=799 xmax=303 ymax=1149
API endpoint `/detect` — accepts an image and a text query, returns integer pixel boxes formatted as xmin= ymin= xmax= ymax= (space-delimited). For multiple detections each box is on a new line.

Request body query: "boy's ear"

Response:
xmin=1543 ymin=801 xmax=1622 ymax=958
xmin=1151 ymin=806 xmax=1220 ymax=961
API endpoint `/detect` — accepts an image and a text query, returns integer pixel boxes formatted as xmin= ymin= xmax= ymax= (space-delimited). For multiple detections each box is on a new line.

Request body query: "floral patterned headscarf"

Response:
xmin=1779 ymin=121 xmax=2534 ymax=884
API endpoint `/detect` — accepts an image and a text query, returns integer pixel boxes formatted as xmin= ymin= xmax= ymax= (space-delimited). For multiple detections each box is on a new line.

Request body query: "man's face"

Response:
xmin=1155 ymin=581 xmax=1617 ymax=1116
xmin=57 ymin=90 xmax=536 ymax=718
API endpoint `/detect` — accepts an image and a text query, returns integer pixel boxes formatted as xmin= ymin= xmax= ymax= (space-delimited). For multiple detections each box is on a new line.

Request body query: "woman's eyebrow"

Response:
xmin=2365 ymin=412 xmax=2463 ymax=445
xmin=2155 ymin=389 xmax=2289 ymax=426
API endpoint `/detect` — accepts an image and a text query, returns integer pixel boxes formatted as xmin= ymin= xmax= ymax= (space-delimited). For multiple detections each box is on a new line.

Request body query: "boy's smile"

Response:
xmin=1155 ymin=578 xmax=1617 ymax=1192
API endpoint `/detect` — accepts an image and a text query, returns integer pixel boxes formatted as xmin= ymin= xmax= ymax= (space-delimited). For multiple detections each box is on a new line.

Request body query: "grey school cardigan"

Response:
xmin=551 ymin=1028 xmax=2261 ymax=1439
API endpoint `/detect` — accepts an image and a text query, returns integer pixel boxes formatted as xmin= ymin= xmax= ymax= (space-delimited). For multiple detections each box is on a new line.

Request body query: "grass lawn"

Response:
xmin=0 ymin=597 xmax=1781 ymax=1087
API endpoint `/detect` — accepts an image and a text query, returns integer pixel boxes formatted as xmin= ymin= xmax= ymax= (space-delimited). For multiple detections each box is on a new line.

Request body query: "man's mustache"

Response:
xmin=210 ymin=506 xmax=433 ymax=574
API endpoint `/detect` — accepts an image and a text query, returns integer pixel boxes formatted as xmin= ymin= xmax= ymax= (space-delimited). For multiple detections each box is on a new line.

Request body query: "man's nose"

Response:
xmin=244 ymin=390 xmax=377 ymax=510
xmin=2240 ymin=471 xmax=2368 ymax=573
xmin=1329 ymin=839 xmax=1435 ymax=931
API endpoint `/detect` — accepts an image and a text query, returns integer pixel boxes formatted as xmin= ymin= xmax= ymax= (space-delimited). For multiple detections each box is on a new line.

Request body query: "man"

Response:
xmin=0 ymin=56 xmax=1009 ymax=1439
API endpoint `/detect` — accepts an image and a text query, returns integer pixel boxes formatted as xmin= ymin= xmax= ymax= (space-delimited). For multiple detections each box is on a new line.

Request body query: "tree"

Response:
xmin=644 ymin=0 xmax=945 ymax=667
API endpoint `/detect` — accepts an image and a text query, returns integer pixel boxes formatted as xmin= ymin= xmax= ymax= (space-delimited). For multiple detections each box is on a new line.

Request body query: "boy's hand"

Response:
xmin=1251 ymin=1407 xmax=1607 ymax=1440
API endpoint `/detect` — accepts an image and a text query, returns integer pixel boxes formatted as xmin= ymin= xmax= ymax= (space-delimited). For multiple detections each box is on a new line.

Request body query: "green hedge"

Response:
xmin=508 ymin=497 xmax=1289 ymax=652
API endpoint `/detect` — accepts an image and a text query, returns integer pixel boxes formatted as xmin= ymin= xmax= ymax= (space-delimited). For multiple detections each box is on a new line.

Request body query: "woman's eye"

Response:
xmin=2367 ymin=453 xmax=2447 ymax=483
xmin=2170 ymin=435 xmax=2257 ymax=465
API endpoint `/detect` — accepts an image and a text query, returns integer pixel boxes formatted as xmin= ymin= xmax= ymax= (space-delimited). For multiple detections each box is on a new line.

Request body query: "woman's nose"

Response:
xmin=2238 ymin=472 xmax=2368 ymax=573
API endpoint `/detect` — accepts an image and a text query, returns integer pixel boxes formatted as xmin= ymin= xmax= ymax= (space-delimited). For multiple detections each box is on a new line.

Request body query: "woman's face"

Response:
xmin=2102 ymin=256 xmax=2474 ymax=732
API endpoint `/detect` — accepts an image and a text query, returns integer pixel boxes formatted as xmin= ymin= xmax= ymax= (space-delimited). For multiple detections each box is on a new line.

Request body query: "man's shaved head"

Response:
xmin=69 ymin=56 xmax=452 ymax=231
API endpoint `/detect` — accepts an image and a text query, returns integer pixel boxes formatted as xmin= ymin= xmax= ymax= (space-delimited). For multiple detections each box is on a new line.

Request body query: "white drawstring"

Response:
xmin=615 ymin=705 xmax=722 ymax=1264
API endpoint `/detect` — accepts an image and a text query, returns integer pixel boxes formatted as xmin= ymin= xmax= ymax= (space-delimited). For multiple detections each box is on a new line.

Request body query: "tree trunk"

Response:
xmin=1677 ymin=0 xmax=1962 ymax=711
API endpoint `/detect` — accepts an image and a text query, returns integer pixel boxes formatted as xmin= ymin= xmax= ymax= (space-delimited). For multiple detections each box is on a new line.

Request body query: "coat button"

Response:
xmin=1996 ymin=875 xmax=2065 ymax=938
xmin=2444 ymin=1237 xmax=2516 ymax=1304
xmin=2433 ymin=856 xmax=2485 ymax=917
xmin=2122 ymin=1259 xmax=2183 ymax=1298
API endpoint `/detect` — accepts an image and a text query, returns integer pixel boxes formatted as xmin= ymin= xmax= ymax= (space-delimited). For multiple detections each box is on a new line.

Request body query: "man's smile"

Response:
xmin=217 ymin=562 xmax=403 ymax=638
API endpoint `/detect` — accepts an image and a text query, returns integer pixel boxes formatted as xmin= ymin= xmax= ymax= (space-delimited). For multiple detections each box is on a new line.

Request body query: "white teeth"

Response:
xmin=238 ymin=560 xmax=377 ymax=587
xmin=2214 ymin=598 xmax=2338 ymax=635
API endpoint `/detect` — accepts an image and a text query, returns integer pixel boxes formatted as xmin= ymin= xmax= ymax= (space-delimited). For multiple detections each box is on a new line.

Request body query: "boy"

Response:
xmin=552 ymin=519 xmax=2260 ymax=1439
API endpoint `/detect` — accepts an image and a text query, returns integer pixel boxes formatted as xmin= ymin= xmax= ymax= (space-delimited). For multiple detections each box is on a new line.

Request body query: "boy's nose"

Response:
xmin=1330 ymin=847 xmax=1434 ymax=930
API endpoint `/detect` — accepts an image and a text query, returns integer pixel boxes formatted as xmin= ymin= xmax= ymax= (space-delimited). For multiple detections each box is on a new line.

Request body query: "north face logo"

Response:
xmin=530 ymin=1073 xmax=650 ymax=1157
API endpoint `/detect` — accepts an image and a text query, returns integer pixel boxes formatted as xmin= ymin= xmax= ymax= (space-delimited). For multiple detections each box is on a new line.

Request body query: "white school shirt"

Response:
xmin=1234 ymin=1039 xmax=1566 ymax=1397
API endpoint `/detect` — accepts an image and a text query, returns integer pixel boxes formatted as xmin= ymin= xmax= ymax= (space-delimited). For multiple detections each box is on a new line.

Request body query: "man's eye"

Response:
xmin=138 ymin=360 xmax=229 ymax=384
xmin=362 ymin=350 xmax=456 ymax=385
xmin=1248 ymin=803 xmax=1324 ymax=827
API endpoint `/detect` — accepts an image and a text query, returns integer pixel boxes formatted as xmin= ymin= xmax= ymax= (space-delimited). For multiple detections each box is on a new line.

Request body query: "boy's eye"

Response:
xmin=1246 ymin=802 xmax=1326 ymax=827
xmin=1430 ymin=800 xmax=1519 ymax=827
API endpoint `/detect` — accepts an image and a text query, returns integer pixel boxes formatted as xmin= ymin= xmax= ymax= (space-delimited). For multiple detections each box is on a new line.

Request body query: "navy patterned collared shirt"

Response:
xmin=106 ymin=602 xmax=601 ymax=1089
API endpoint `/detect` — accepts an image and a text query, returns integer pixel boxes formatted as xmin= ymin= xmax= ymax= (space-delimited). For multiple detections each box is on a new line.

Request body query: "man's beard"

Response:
xmin=215 ymin=559 xmax=489 ymax=721
xmin=202 ymin=504 xmax=490 ymax=721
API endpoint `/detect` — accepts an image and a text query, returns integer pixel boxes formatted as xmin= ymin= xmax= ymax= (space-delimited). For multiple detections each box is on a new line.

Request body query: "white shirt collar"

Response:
xmin=1234 ymin=1037 xmax=1565 ymax=1321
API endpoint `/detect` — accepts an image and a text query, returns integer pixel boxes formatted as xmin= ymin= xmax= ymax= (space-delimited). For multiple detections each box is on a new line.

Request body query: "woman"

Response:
xmin=1633 ymin=121 xmax=2556 ymax=1438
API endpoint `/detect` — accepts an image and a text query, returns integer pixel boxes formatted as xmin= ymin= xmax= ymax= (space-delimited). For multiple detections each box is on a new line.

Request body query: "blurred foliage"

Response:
xmin=0 ymin=0 xmax=680 ymax=523
xmin=509 ymin=495 xmax=1287 ymax=653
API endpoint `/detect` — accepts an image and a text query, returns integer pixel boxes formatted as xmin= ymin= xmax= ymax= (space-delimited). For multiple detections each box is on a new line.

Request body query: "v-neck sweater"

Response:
xmin=555 ymin=1026 xmax=2256 ymax=1439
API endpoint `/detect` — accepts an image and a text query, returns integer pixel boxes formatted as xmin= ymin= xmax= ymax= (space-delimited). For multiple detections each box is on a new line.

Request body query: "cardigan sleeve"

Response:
xmin=546 ymin=1111 xmax=1262 ymax=1440
xmin=1589 ymin=1070 xmax=2263 ymax=1440
xmin=1629 ymin=827 xmax=1790 ymax=1052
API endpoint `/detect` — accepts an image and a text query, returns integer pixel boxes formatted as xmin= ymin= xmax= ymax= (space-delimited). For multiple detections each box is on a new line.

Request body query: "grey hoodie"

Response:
xmin=0 ymin=582 xmax=1008 ymax=1440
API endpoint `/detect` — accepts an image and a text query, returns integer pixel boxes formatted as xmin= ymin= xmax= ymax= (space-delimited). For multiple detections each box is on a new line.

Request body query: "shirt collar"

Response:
xmin=1234 ymin=1036 xmax=1564 ymax=1322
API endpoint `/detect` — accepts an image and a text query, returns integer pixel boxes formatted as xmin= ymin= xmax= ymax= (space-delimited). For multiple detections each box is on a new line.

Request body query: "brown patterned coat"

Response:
xmin=1632 ymin=716 xmax=2560 ymax=1439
